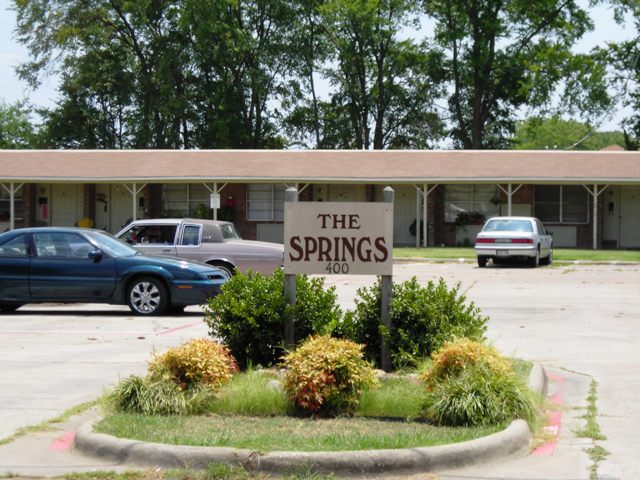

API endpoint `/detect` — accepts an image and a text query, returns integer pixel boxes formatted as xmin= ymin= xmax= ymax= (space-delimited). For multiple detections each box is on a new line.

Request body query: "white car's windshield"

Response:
xmin=483 ymin=220 xmax=533 ymax=233
xmin=220 ymin=223 xmax=241 ymax=239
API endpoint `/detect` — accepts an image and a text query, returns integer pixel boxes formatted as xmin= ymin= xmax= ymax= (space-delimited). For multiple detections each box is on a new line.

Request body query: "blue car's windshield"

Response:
xmin=90 ymin=231 xmax=139 ymax=257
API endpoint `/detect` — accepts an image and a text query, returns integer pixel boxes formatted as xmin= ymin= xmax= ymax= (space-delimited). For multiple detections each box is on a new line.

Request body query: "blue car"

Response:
xmin=0 ymin=227 xmax=228 ymax=315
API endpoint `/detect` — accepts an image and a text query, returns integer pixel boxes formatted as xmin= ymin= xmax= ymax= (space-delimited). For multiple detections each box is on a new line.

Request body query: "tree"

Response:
xmin=511 ymin=116 xmax=626 ymax=150
xmin=605 ymin=0 xmax=640 ymax=150
xmin=285 ymin=0 xmax=445 ymax=149
xmin=0 ymin=100 xmax=37 ymax=149
xmin=13 ymin=0 xmax=295 ymax=149
xmin=424 ymin=0 xmax=612 ymax=149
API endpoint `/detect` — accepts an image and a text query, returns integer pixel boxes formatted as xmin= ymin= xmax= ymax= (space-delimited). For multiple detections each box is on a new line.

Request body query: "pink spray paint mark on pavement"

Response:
xmin=156 ymin=321 xmax=203 ymax=336
xmin=49 ymin=431 xmax=75 ymax=451
xmin=532 ymin=373 xmax=565 ymax=456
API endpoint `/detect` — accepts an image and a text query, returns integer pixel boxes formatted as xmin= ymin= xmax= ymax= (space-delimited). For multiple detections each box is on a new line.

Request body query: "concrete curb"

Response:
xmin=75 ymin=365 xmax=547 ymax=476
xmin=394 ymin=257 xmax=640 ymax=266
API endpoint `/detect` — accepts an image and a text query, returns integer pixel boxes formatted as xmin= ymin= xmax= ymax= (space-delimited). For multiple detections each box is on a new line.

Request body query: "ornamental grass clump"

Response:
xmin=420 ymin=339 xmax=540 ymax=427
xmin=282 ymin=335 xmax=378 ymax=416
xmin=108 ymin=338 xmax=238 ymax=415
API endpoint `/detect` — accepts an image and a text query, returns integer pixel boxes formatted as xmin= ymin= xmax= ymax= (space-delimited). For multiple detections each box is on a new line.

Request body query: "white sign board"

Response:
xmin=209 ymin=193 xmax=221 ymax=209
xmin=284 ymin=202 xmax=393 ymax=275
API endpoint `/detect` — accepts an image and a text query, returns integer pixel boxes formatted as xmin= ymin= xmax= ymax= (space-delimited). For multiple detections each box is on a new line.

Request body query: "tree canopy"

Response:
xmin=0 ymin=100 xmax=37 ymax=149
xmin=511 ymin=116 xmax=625 ymax=150
xmin=9 ymin=0 xmax=633 ymax=150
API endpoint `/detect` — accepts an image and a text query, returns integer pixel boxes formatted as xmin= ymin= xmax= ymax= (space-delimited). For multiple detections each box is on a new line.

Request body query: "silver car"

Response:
xmin=474 ymin=216 xmax=553 ymax=268
xmin=115 ymin=219 xmax=284 ymax=276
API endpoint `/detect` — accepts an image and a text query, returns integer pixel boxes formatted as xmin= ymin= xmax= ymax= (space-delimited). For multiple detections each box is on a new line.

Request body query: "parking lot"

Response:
xmin=1 ymin=261 xmax=639 ymax=479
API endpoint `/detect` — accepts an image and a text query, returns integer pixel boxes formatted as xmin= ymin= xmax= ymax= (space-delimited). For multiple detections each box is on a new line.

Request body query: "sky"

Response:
xmin=0 ymin=0 xmax=635 ymax=132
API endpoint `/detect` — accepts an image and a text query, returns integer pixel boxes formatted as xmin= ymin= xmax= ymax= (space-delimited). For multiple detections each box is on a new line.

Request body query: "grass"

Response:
xmin=52 ymin=463 xmax=335 ymax=480
xmin=97 ymin=364 xmax=543 ymax=452
xmin=95 ymin=413 xmax=502 ymax=452
xmin=573 ymin=379 xmax=609 ymax=480
xmin=357 ymin=376 xmax=424 ymax=419
xmin=0 ymin=400 xmax=97 ymax=446
xmin=394 ymin=247 xmax=640 ymax=262
xmin=208 ymin=369 xmax=290 ymax=416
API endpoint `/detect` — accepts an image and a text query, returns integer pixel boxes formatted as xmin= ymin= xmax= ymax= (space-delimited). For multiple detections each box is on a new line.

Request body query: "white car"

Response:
xmin=474 ymin=216 xmax=553 ymax=268
xmin=115 ymin=218 xmax=284 ymax=277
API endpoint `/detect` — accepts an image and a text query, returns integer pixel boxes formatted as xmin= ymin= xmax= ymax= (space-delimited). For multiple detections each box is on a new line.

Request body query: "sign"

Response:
xmin=284 ymin=202 xmax=393 ymax=275
xmin=209 ymin=193 xmax=220 ymax=209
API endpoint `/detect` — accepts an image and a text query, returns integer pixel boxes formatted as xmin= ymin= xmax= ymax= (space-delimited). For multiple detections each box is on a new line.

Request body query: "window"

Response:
xmin=247 ymin=184 xmax=285 ymax=221
xmin=444 ymin=185 xmax=500 ymax=222
xmin=34 ymin=233 xmax=95 ymax=258
xmin=119 ymin=224 xmax=178 ymax=245
xmin=181 ymin=225 xmax=201 ymax=246
xmin=0 ymin=235 xmax=29 ymax=257
xmin=534 ymin=186 xmax=588 ymax=223
xmin=162 ymin=184 xmax=211 ymax=217
xmin=0 ymin=188 xmax=23 ymax=223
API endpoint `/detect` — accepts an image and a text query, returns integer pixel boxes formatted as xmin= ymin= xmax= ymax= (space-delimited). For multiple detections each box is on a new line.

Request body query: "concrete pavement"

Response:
xmin=1 ymin=262 xmax=638 ymax=478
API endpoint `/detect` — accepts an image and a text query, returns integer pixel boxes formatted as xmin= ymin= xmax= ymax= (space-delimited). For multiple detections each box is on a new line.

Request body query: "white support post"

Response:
xmin=1 ymin=183 xmax=24 ymax=231
xmin=123 ymin=183 xmax=147 ymax=222
xmin=202 ymin=182 xmax=228 ymax=220
xmin=584 ymin=184 xmax=609 ymax=250
xmin=414 ymin=186 xmax=421 ymax=248
xmin=497 ymin=184 xmax=523 ymax=216
xmin=213 ymin=183 xmax=217 ymax=220
xmin=423 ymin=183 xmax=428 ymax=248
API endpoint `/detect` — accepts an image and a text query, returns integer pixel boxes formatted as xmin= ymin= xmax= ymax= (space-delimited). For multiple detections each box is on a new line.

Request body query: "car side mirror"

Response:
xmin=88 ymin=249 xmax=103 ymax=262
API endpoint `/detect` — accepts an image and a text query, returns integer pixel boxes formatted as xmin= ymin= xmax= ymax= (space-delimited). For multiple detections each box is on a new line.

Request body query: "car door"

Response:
xmin=0 ymin=233 xmax=31 ymax=301
xmin=175 ymin=223 xmax=205 ymax=262
xmin=118 ymin=223 xmax=178 ymax=257
xmin=30 ymin=232 xmax=117 ymax=300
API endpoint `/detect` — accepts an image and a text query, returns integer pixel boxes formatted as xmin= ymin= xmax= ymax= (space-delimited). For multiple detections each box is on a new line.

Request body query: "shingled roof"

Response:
xmin=0 ymin=149 xmax=639 ymax=184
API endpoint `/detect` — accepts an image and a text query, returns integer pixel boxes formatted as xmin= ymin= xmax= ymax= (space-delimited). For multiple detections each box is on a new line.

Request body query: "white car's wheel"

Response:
xmin=528 ymin=249 xmax=540 ymax=268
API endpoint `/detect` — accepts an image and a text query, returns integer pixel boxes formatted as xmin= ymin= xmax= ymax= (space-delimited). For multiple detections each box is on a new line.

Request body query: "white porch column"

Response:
xmin=1 ymin=183 xmax=24 ymax=231
xmin=203 ymin=183 xmax=228 ymax=220
xmin=123 ymin=183 xmax=147 ymax=222
xmin=584 ymin=184 xmax=609 ymax=250
xmin=497 ymin=184 xmax=523 ymax=216
xmin=414 ymin=186 xmax=422 ymax=247
xmin=414 ymin=184 xmax=438 ymax=248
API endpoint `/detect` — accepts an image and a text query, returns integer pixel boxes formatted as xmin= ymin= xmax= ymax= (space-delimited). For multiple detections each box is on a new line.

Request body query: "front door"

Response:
xmin=51 ymin=184 xmax=83 ymax=227
xmin=620 ymin=187 xmax=640 ymax=248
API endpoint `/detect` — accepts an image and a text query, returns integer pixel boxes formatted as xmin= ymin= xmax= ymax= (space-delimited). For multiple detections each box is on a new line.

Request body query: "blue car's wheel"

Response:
xmin=127 ymin=276 xmax=169 ymax=316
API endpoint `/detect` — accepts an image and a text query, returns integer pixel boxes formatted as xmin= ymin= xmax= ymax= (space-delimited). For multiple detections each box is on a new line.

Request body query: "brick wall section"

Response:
xmin=84 ymin=184 xmax=96 ymax=223
xmin=18 ymin=184 xmax=34 ymax=228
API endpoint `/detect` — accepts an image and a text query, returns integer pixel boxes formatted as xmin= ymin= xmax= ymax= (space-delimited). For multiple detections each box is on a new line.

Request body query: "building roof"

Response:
xmin=0 ymin=149 xmax=639 ymax=184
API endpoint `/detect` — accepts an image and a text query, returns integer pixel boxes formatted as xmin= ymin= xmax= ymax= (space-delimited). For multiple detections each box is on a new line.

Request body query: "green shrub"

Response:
xmin=335 ymin=277 xmax=487 ymax=369
xmin=204 ymin=269 xmax=341 ymax=368
xmin=282 ymin=335 xmax=378 ymax=416
xmin=148 ymin=338 xmax=238 ymax=391
xmin=420 ymin=339 xmax=540 ymax=427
